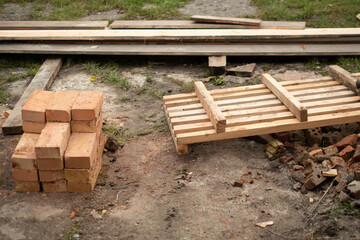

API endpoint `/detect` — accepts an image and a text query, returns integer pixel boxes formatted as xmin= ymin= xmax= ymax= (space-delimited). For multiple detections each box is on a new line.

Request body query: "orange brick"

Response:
xmin=36 ymin=158 xmax=63 ymax=170
xmin=71 ymin=91 xmax=103 ymax=120
xmin=65 ymin=133 xmax=97 ymax=169
xmin=22 ymin=90 xmax=55 ymax=123
xmin=71 ymin=113 xmax=102 ymax=133
xmin=35 ymin=122 xmax=70 ymax=159
xmin=11 ymin=133 xmax=39 ymax=169
xmin=12 ymin=169 xmax=38 ymax=182
xmin=67 ymin=134 xmax=105 ymax=193
xmin=22 ymin=121 xmax=45 ymax=134
xmin=46 ymin=91 xmax=79 ymax=122
xmin=42 ymin=180 xmax=67 ymax=192
xmin=15 ymin=181 xmax=40 ymax=192
xmin=39 ymin=170 xmax=64 ymax=182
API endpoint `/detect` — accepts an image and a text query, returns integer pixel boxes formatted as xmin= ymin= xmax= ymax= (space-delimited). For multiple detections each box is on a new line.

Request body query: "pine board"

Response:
xmin=0 ymin=21 xmax=109 ymax=30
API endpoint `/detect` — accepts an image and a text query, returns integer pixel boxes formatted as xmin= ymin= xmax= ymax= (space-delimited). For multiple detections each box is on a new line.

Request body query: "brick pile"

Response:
xmin=11 ymin=90 xmax=105 ymax=193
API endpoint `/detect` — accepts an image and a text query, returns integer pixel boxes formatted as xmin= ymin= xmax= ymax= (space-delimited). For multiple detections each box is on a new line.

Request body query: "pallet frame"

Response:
xmin=164 ymin=66 xmax=360 ymax=153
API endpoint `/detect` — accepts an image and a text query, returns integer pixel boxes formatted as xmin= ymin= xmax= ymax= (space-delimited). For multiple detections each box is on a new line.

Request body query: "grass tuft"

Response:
xmin=102 ymin=125 xmax=132 ymax=145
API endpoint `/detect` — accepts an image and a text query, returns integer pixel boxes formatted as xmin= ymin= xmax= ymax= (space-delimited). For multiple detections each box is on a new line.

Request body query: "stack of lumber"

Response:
xmin=11 ymin=90 xmax=105 ymax=193
xmin=0 ymin=17 xmax=359 ymax=56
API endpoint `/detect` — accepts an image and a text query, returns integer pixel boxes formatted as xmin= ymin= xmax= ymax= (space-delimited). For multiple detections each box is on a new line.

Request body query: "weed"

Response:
xmin=139 ymin=113 xmax=147 ymax=120
xmin=263 ymin=64 xmax=271 ymax=72
xmin=102 ymin=125 xmax=132 ymax=145
xmin=119 ymin=95 xmax=130 ymax=102
xmin=174 ymin=167 xmax=188 ymax=176
xmin=181 ymin=81 xmax=195 ymax=93
xmin=146 ymin=74 xmax=154 ymax=84
xmin=147 ymin=61 xmax=154 ymax=69
xmin=119 ymin=78 xmax=131 ymax=90
xmin=305 ymin=58 xmax=321 ymax=71
xmin=202 ymin=69 xmax=210 ymax=78
xmin=64 ymin=221 xmax=81 ymax=240
xmin=329 ymin=198 xmax=360 ymax=217
xmin=134 ymin=86 xmax=148 ymax=95
xmin=247 ymin=77 xmax=261 ymax=85
xmin=148 ymin=87 xmax=164 ymax=99
xmin=212 ymin=77 xmax=225 ymax=86
xmin=137 ymin=122 xmax=164 ymax=136
xmin=337 ymin=56 xmax=360 ymax=73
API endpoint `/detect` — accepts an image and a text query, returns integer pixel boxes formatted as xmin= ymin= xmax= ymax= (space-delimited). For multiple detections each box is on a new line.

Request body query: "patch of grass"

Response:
xmin=253 ymin=0 xmax=360 ymax=28
xmin=305 ymin=58 xmax=321 ymax=71
xmin=202 ymin=69 xmax=210 ymax=78
xmin=64 ymin=221 xmax=81 ymax=240
xmin=102 ymin=125 xmax=132 ymax=145
xmin=137 ymin=122 xmax=164 ymax=136
xmin=146 ymin=74 xmax=154 ymax=84
xmin=134 ymin=86 xmax=148 ymax=95
xmin=119 ymin=95 xmax=130 ymax=102
xmin=82 ymin=61 xmax=131 ymax=90
xmin=247 ymin=77 xmax=262 ymax=85
xmin=148 ymin=87 xmax=164 ymax=99
xmin=0 ymin=0 xmax=191 ymax=20
xmin=263 ymin=64 xmax=271 ymax=72
xmin=174 ymin=167 xmax=187 ymax=176
xmin=181 ymin=81 xmax=194 ymax=93
xmin=330 ymin=198 xmax=360 ymax=217
xmin=212 ymin=77 xmax=225 ymax=86
xmin=337 ymin=56 xmax=360 ymax=73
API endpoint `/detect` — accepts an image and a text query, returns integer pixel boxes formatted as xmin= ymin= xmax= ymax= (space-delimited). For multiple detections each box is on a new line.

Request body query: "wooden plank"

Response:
xmin=262 ymin=73 xmax=308 ymax=122
xmin=109 ymin=20 xmax=305 ymax=29
xmin=190 ymin=15 xmax=261 ymax=26
xmin=2 ymin=58 xmax=62 ymax=135
xmin=194 ymin=81 xmax=226 ymax=133
xmin=329 ymin=65 xmax=359 ymax=94
xmin=0 ymin=21 xmax=109 ymax=30
xmin=1 ymin=28 xmax=359 ymax=41
xmin=1 ymin=43 xmax=359 ymax=56
xmin=176 ymin=110 xmax=360 ymax=145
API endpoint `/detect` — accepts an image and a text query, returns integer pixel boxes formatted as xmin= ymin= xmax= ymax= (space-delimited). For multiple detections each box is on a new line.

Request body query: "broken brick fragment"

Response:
xmin=323 ymin=145 xmax=338 ymax=156
xmin=336 ymin=134 xmax=358 ymax=150
xmin=338 ymin=145 xmax=355 ymax=161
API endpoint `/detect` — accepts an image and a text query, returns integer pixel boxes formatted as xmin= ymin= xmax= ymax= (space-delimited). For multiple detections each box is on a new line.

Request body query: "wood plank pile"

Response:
xmin=164 ymin=66 xmax=360 ymax=153
xmin=0 ymin=16 xmax=359 ymax=56
xmin=11 ymin=90 xmax=105 ymax=192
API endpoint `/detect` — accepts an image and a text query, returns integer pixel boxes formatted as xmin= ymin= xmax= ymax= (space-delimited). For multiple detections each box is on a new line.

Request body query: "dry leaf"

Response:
xmin=255 ymin=221 xmax=274 ymax=228
xmin=89 ymin=75 xmax=97 ymax=82
xmin=309 ymin=197 xmax=314 ymax=203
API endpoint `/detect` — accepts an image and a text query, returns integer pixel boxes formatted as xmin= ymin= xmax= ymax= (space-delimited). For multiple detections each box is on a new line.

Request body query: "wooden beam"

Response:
xmin=2 ymin=58 xmax=62 ymax=135
xmin=208 ymin=56 xmax=226 ymax=75
xmin=0 ymin=21 xmax=109 ymax=30
xmin=262 ymin=73 xmax=308 ymax=122
xmin=109 ymin=20 xmax=306 ymax=30
xmin=1 ymin=43 xmax=360 ymax=56
xmin=329 ymin=65 xmax=359 ymax=94
xmin=194 ymin=81 xmax=226 ymax=133
xmin=190 ymin=15 xmax=261 ymax=26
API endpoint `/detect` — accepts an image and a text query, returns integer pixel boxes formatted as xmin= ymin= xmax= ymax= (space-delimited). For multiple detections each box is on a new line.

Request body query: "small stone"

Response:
xmin=295 ymin=151 xmax=309 ymax=165
xmin=233 ymin=181 xmax=243 ymax=188
xmin=110 ymin=157 xmax=117 ymax=163
xmin=105 ymin=137 xmax=119 ymax=152
xmin=321 ymin=160 xmax=331 ymax=168
xmin=335 ymin=179 xmax=348 ymax=193
xmin=330 ymin=156 xmax=347 ymax=168
xmin=355 ymin=170 xmax=360 ymax=181
xmin=291 ymin=171 xmax=306 ymax=183
xmin=280 ymin=153 xmax=293 ymax=163
xmin=347 ymin=181 xmax=360 ymax=199
xmin=90 ymin=210 xmax=103 ymax=220
xmin=73 ymin=234 xmax=80 ymax=239
xmin=351 ymin=200 xmax=360 ymax=209
xmin=323 ymin=145 xmax=339 ymax=156
xmin=339 ymin=191 xmax=351 ymax=202
xmin=293 ymin=165 xmax=304 ymax=171
xmin=293 ymin=182 xmax=302 ymax=191
xmin=349 ymin=163 xmax=359 ymax=173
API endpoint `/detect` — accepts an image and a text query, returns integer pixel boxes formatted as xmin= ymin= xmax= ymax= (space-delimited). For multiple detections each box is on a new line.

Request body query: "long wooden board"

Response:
xmin=164 ymin=71 xmax=360 ymax=153
xmin=190 ymin=15 xmax=261 ymax=26
xmin=2 ymin=58 xmax=62 ymax=135
xmin=0 ymin=43 xmax=359 ymax=56
xmin=109 ymin=20 xmax=306 ymax=29
xmin=0 ymin=21 xmax=109 ymax=30
xmin=0 ymin=28 xmax=359 ymax=41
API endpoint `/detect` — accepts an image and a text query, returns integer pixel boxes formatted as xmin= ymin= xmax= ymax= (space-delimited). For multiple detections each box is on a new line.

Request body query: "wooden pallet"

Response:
xmin=163 ymin=66 xmax=360 ymax=153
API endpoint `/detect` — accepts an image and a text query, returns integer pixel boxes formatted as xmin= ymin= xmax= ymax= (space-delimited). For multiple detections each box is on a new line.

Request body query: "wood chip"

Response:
xmin=322 ymin=168 xmax=338 ymax=177
xmin=255 ymin=221 xmax=274 ymax=228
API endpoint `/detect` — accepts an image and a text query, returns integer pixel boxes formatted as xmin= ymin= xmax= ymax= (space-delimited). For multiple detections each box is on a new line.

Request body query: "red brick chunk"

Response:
xmin=65 ymin=133 xmax=97 ymax=169
xmin=12 ymin=169 xmax=38 ymax=182
xmin=39 ymin=170 xmax=65 ymax=182
xmin=22 ymin=121 xmax=45 ymax=134
xmin=22 ymin=90 xmax=54 ymax=123
xmin=71 ymin=91 xmax=103 ymax=121
xmin=46 ymin=91 xmax=79 ymax=122
xmin=35 ymin=122 xmax=70 ymax=159
xmin=12 ymin=133 xmax=39 ymax=169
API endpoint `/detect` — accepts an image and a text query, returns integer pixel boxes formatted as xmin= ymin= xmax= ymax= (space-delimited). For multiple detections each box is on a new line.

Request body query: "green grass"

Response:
xmin=337 ymin=56 xmax=360 ymax=73
xmin=137 ymin=122 xmax=164 ymax=136
xmin=82 ymin=61 xmax=131 ymax=90
xmin=64 ymin=221 xmax=81 ymax=240
xmin=253 ymin=0 xmax=360 ymax=28
xmin=0 ymin=0 xmax=191 ymax=20
xmin=102 ymin=125 xmax=132 ymax=145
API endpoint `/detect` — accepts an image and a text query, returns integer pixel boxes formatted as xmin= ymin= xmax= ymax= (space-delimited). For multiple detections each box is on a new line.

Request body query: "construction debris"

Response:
xmin=11 ymin=90 xmax=105 ymax=193
xmin=226 ymin=63 xmax=256 ymax=77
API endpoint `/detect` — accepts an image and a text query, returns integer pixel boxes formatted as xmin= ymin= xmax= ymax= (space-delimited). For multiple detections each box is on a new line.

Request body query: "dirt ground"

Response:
xmin=0 ymin=1 xmax=360 ymax=240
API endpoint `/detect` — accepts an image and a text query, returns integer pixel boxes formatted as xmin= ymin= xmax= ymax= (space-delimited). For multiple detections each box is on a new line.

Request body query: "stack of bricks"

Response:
xmin=11 ymin=90 xmax=104 ymax=193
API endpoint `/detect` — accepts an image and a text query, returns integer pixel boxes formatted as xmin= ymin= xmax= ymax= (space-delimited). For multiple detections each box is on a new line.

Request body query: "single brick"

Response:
xmin=45 ymin=91 xmax=79 ymax=122
xmin=71 ymin=91 xmax=104 ymax=121
xmin=67 ymin=134 xmax=105 ymax=193
xmin=15 ymin=181 xmax=40 ymax=192
xmin=22 ymin=121 xmax=46 ymax=134
xmin=35 ymin=122 xmax=70 ymax=159
xmin=39 ymin=170 xmax=65 ymax=182
xmin=11 ymin=133 xmax=39 ymax=170
xmin=36 ymin=158 xmax=63 ymax=170
xmin=22 ymin=90 xmax=55 ymax=123
xmin=71 ymin=113 xmax=102 ymax=133
xmin=65 ymin=133 xmax=97 ymax=169
xmin=42 ymin=180 xmax=67 ymax=192
xmin=12 ymin=169 xmax=38 ymax=182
